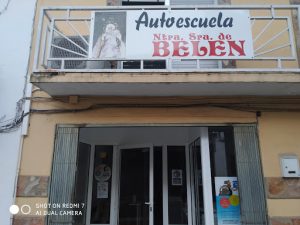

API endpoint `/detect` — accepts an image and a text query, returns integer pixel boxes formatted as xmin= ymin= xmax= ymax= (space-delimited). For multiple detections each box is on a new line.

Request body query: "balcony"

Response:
xmin=31 ymin=5 xmax=300 ymax=97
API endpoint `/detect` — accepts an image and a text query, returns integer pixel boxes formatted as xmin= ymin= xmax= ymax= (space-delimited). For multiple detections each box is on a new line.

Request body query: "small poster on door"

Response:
xmin=94 ymin=164 xmax=111 ymax=182
xmin=97 ymin=182 xmax=109 ymax=199
xmin=215 ymin=177 xmax=241 ymax=225
xmin=172 ymin=169 xmax=183 ymax=186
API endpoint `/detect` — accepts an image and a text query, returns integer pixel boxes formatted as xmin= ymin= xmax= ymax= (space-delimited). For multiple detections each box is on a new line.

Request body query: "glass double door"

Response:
xmin=117 ymin=145 xmax=197 ymax=225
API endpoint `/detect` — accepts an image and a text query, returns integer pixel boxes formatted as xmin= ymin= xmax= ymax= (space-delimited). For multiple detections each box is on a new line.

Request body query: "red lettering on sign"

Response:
xmin=209 ymin=40 xmax=226 ymax=56
xmin=152 ymin=39 xmax=247 ymax=58
xmin=191 ymin=41 xmax=208 ymax=56
xmin=172 ymin=41 xmax=189 ymax=57
xmin=152 ymin=41 xmax=170 ymax=57
xmin=228 ymin=40 xmax=246 ymax=56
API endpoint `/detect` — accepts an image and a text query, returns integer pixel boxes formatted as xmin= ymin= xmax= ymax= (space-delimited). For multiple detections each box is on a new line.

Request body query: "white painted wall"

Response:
xmin=0 ymin=0 xmax=36 ymax=224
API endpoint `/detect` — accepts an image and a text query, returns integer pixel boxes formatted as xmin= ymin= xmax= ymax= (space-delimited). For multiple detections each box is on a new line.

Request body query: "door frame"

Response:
xmin=187 ymin=128 xmax=215 ymax=225
xmin=162 ymin=128 xmax=214 ymax=225
xmin=86 ymin=145 xmax=118 ymax=225
xmin=200 ymin=127 xmax=215 ymax=225
xmin=116 ymin=144 xmax=154 ymax=225
xmin=162 ymin=145 xmax=193 ymax=225
xmin=85 ymin=127 xmax=215 ymax=225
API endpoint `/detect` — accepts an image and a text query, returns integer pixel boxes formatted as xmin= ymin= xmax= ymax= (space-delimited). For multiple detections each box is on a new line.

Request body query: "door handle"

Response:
xmin=145 ymin=202 xmax=153 ymax=212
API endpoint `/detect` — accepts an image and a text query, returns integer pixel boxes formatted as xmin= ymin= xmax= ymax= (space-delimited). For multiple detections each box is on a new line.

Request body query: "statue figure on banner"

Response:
xmin=92 ymin=23 xmax=125 ymax=60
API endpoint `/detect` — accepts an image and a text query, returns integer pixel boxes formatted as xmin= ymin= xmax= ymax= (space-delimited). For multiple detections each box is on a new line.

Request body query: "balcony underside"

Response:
xmin=31 ymin=72 xmax=300 ymax=96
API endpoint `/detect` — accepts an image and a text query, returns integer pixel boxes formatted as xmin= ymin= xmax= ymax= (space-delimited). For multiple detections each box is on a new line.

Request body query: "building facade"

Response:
xmin=12 ymin=0 xmax=300 ymax=225
xmin=0 ymin=1 xmax=37 ymax=225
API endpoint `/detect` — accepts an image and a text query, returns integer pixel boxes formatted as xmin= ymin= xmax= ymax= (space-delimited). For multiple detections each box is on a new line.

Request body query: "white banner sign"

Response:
xmin=92 ymin=10 xmax=253 ymax=60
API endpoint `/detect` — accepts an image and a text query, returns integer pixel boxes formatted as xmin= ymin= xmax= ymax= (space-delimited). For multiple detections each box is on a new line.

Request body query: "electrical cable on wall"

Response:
xmin=2 ymin=98 xmax=300 ymax=133
xmin=0 ymin=112 xmax=29 ymax=133
xmin=0 ymin=98 xmax=25 ymax=133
